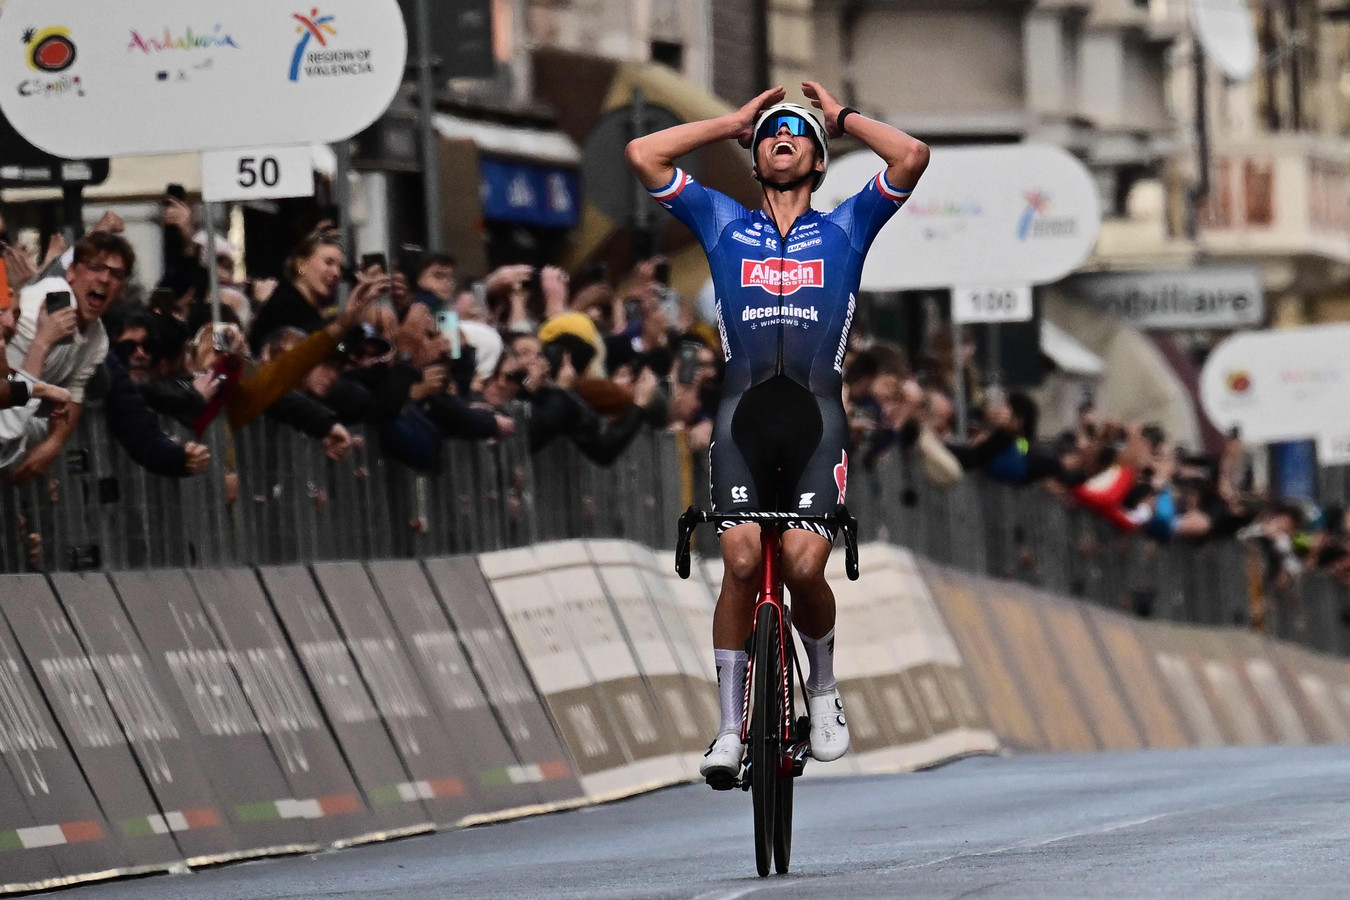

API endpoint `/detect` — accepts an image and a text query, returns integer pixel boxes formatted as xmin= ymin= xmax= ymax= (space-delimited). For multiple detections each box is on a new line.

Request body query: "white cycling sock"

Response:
xmin=714 ymin=648 xmax=748 ymax=736
xmin=799 ymin=628 xmax=837 ymax=693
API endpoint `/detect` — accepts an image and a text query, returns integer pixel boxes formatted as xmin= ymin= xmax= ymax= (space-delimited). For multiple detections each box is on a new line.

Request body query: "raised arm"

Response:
xmin=802 ymin=81 xmax=929 ymax=191
xmin=625 ymin=87 xmax=786 ymax=190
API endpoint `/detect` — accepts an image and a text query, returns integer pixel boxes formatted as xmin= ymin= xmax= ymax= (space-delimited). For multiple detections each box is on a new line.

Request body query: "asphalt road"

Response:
xmin=57 ymin=746 xmax=1350 ymax=899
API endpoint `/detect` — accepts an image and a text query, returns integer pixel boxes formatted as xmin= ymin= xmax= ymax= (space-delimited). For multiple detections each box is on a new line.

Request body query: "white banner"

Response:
xmin=1200 ymin=324 xmax=1350 ymax=444
xmin=816 ymin=144 xmax=1101 ymax=291
xmin=951 ymin=285 xmax=1032 ymax=324
xmin=1068 ymin=267 xmax=1264 ymax=330
xmin=0 ymin=0 xmax=407 ymax=157
xmin=1191 ymin=0 xmax=1258 ymax=81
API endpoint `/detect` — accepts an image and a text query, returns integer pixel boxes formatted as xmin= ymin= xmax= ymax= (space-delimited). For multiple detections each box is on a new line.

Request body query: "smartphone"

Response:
xmin=45 ymin=290 xmax=74 ymax=344
xmin=676 ymin=341 xmax=701 ymax=385
xmin=166 ymin=183 xmax=187 ymax=203
xmin=360 ymin=253 xmax=388 ymax=274
xmin=435 ymin=309 xmax=461 ymax=359
xmin=654 ymin=261 xmax=671 ymax=285
xmin=0 ymin=259 xmax=10 ymax=311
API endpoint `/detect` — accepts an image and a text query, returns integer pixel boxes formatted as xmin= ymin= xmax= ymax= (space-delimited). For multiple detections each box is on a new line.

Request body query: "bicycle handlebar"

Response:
xmin=674 ymin=505 xmax=861 ymax=582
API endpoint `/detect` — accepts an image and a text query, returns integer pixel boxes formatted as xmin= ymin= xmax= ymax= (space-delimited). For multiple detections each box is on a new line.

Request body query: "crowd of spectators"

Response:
xmin=0 ymin=197 xmax=728 ymax=499
xmin=841 ymin=334 xmax=1350 ymax=595
xmin=2 ymin=195 xmax=1346 ymax=605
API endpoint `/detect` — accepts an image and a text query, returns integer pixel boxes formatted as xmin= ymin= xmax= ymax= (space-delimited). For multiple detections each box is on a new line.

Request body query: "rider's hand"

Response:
xmin=802 ymin=81 xmax=846 ymax=138
xmin=733 ymin=87 xmax=787 ymax=148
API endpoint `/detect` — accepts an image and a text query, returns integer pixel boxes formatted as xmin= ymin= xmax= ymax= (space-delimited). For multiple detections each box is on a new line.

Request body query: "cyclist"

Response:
xmin=626 ymin=82 xmax=928 ymax=783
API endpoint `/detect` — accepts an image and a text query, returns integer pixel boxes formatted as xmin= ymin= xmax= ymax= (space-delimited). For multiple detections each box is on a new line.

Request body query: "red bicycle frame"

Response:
xmin=739 ymin=527 xmax=796 ymax=774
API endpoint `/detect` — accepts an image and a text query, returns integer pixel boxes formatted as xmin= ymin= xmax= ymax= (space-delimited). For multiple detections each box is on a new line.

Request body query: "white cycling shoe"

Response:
xmin=807 ymin=687 xmax=850 ymax=762
xmin=700 ymin=731 xmax=744 ymax=789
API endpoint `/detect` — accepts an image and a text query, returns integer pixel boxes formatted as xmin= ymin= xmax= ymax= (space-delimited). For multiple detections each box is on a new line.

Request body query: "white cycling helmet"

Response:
xmin=750 ymin=102 xmax=829 ymax=192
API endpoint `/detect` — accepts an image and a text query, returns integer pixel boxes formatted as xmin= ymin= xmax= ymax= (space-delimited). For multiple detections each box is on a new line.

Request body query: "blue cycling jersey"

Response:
xmin=649 ymin=168 xmax=910 ymax=397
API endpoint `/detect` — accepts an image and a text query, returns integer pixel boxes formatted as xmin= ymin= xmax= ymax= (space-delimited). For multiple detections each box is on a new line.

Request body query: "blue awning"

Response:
xmin=479 ymin=157 xmax=581 ymax=228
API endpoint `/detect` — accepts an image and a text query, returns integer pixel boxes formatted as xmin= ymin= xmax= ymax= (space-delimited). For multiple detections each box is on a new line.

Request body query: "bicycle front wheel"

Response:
xmin=750 ymin=602 xmax=781 ymax=878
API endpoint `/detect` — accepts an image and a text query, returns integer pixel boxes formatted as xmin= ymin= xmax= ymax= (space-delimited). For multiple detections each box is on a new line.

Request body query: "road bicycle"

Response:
xmin=676 ymin=505 xmax=860 ymax=877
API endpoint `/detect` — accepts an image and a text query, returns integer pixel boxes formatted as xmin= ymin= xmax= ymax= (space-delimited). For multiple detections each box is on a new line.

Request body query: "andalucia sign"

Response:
xmin=817 ymin=143 xmax=1102 ymax=291
xmin=0 ymin=0 xmax=407 ymax=157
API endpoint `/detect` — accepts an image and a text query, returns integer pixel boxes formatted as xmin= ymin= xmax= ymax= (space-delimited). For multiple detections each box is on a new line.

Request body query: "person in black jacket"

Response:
xmin=506 ymin=333 xmax=658 ymax=464
xmin=247 ymin=233 xmax=343 ymax=355
xmin=102 ymin=353 xmax=210 ymax=477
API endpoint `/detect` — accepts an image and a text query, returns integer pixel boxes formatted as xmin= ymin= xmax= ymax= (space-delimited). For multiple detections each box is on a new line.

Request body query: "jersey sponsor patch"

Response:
xmin=741 ymin=303 xmax=818 ymax=323
xmin=798 ymin=492 xmax=815 ymax=509
xmin=787 ymin=237 xmax=822 ymax=252
xmin=740 ymin=258 xmax=824 ymax=296
xmin=731 ymin=230 xmax=762 ymax=247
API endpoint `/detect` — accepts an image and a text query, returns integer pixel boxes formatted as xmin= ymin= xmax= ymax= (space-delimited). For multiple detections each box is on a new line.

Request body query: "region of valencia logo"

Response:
xmin=23 ymin=26 xmax=76 ymax=73
xmin=290 ymin=8 xmax=337 ymax=82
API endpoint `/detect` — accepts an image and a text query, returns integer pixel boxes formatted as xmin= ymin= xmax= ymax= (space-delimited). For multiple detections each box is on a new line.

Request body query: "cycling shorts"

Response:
xmin=710 ymin=375 xmax=849 ymax=541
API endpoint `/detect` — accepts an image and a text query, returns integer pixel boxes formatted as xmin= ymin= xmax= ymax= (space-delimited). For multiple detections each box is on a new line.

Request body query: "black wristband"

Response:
xmin=6 ymin=376 xmax=29 ymax=408
xmin=837 ymin=107 xmax=859 ymax=134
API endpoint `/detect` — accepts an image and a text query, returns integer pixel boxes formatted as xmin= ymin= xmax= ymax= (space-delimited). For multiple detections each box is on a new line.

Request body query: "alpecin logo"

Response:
xmin=740 ymin=258 xmax=824 ymax=296
xmin=290 ymin=8 xmax=374 ymax=82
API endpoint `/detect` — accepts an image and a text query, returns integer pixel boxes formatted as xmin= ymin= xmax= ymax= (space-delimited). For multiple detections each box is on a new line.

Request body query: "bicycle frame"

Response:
xmin=739 ymin=527 xmax=797 ymax=768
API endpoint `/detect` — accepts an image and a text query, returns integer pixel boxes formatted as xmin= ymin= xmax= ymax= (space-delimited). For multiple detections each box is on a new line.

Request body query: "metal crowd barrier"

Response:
xmin=1 ymin=402 xmax=1347 ymax=654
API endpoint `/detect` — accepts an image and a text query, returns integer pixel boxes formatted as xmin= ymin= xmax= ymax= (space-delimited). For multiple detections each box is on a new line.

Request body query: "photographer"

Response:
xmin=509 ymin=333 xmax=658 ymax=464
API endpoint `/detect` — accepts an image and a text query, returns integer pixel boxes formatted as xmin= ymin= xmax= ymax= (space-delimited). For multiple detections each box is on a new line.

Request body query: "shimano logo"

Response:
xmin=742 ymin=304 xmax=819 ymax=323
xmin=740 ymin=258 xmax=824 ymax=296
xmin=787 ymin=237 xmax=822 ymax=252
xmin=731 ymin=231 xmax=762 ymax=247
xmin=833 ymin=293 xmax=856 ymax=374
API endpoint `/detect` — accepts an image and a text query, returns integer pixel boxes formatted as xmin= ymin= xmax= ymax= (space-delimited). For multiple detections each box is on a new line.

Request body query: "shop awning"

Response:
xmin=433 ymin=114 xmax=581 ymax=167
xmin=1040 ymin=319 xmax=1105 ymax=376
xmin=435 ymin=113 xmax=582 ymax=228
xmin=0 ymin=145 xmax=338 ymax=203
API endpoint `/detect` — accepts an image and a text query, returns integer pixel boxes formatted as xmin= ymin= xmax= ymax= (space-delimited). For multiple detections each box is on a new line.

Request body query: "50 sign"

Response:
xmin=202 ymin=146 xmax=315 ymax=202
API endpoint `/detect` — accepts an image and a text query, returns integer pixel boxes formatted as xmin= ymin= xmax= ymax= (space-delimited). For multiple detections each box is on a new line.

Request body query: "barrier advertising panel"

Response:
xmin=1081 ymin=609 xmax=1190 ymax=748
xmin=533 ymin=541 xmax=695 ymax=783
xmin=46 ymin=573 xmax=232 ymax=862
xmin=109 ymin=570 xmax=318 ymax=854
xmin=310 ymin=562 xmax=481 ymax=825
xmin=421 ymin=557 xmax=582 ymax=808
xmin=585 ymin=541 xmax=713 ymax=762
xmin=0 ymin=603 xmax=96 ymax=889
xmin=366 ymin=560 xmax=539 ymax=813
xmin=186 ymin=569 xmax=380 ymax=843
xmin=257 ymin=566 xmax=431 ymax=834
xmin=0 ymin=577 xmax=155 ymax=878
xmin=478 ymin=547 xmax=643 ymax=798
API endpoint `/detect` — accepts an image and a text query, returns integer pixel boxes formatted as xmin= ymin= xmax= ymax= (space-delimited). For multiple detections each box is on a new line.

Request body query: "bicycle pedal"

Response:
xmin=704 ymin=771 xmax=738 ymax=791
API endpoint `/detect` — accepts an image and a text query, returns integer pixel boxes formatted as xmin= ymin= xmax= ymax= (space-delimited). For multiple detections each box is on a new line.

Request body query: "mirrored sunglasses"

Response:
xmin=755 ymin=114 xmax=811 ymax=144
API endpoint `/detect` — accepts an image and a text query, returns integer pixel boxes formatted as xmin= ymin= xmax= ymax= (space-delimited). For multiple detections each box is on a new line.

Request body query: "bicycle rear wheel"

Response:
xmin=749 ymin=602 xmax=781 ymax=878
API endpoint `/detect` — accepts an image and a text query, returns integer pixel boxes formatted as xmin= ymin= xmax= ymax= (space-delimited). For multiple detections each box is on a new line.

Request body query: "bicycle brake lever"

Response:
xmin=836 ymin=504 xmax=860 ymax=581
xmin=675 ymin=506 xmax=697 ymax=579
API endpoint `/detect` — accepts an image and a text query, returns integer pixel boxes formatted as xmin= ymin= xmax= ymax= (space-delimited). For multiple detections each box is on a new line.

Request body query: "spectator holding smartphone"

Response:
xmin=1 ymin=231 xmax=131 ymax=481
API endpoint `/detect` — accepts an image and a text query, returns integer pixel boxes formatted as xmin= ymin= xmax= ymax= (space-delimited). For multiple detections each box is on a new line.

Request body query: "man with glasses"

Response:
xmin=627 ymin=82 xmax=928 ymax=784
xmin=1 ymin=231 xmax=134 ymax=482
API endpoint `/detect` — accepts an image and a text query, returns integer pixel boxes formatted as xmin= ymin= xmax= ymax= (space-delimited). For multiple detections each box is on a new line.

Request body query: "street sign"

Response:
xmin=951 ymin=285 xmax=1033 ymax=324
xmin=0 ymin=0 xmax=407 ymax=157
xmin=0 ymin=110 xmax=107 ymax=188
xmin=816 ymin=144 xmax=1102 ymax=291
xmin=201 ymin=146 xmax=317 ymax=202
xmin=1067 ymin=266 xmax=1264 ymax=330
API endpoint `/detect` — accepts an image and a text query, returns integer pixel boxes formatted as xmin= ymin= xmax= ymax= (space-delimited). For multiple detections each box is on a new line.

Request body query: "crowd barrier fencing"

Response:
xmin=4 ymin=540 xmax=1350 ymax=892
xmin=0 ymin=403 xmax=1346 ymax=651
